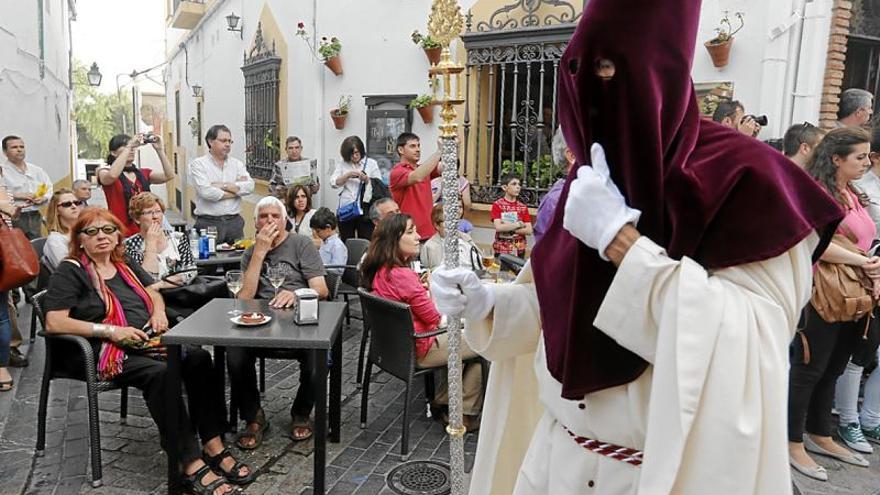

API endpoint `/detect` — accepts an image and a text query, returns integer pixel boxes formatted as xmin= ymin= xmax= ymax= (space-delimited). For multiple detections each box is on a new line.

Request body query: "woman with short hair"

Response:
xmin=330 ymin=136 xmax=381 ymax=241
xmin=124 ymin=192 xmax=194 ymax=284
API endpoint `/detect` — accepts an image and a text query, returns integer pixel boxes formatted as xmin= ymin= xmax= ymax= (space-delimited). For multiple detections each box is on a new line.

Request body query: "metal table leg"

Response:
xmin=166 ymin=344 xmax=182 ymax=495
xmin=311 ymin=348 xmax=328 ymax=494
xmin=330 ymin=331 xmax=342 ymax=443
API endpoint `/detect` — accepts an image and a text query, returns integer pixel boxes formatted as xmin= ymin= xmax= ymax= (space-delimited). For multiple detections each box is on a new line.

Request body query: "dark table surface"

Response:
xmin=161 ymin=298 xmax=346 ymax=349
xmin=194 ymin=250 xmax=243 ymax=267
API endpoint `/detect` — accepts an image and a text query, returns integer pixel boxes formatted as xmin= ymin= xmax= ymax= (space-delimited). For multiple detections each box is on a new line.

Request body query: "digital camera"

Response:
xmin=142 ymin=133 xmax=159 ymax=144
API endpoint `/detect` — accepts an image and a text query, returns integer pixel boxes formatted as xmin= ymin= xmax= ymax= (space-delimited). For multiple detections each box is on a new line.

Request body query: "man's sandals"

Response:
xmin=236 ymin=409 xmax=269 ymax=450
xmin=290 ymin=414 xmax=313 ymax=442
xmin=0 ymin=378 xmax=12 ymax=392
xmin=204 ymin=448 xmax=255 ymax=485
xmin=182 ymin=464 xmax=243 ymax=495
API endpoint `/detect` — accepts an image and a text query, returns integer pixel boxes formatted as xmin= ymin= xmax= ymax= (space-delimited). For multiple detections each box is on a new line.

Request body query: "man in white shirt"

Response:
xmin=187 ymin=124 xmax=255 ymax=244
xmin=1 ymin=136 xmax=53 ymax=239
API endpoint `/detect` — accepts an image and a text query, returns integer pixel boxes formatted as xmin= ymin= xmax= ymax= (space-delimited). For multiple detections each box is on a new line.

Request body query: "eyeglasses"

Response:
xmin=79 ymin=225 xmax=119 ymax=236
xmin=58 ymin=200 xmax=85 ymax=208
xmin=139 ymin=209 xmax=163 ymax=217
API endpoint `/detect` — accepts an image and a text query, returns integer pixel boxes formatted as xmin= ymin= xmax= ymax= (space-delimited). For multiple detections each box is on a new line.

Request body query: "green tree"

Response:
xmin=72 ymin=60 xmax=129 ymax=159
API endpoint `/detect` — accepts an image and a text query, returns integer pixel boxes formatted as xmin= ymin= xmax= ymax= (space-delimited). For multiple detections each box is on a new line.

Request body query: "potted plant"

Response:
xmin=412 ymin=30 xmax=442 ymax=65
xmin=296 ymin=22 xmax=343 ymax=76
xmin=409 ymin=94 xmax=435 ymax=124
xmin=330 ymin=95 xmax=352 ymax=130
xmin=704 ymin=11 xmax=744 ymax=68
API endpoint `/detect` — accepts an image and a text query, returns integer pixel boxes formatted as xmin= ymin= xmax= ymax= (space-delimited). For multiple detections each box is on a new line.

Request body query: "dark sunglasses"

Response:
xmin=58 ymin=200 xmax=85 ymax=208
xmin=79 ymin=225 xmax=119 ymax=236
xmin=796 ymin=122 xmax=816 ymax=145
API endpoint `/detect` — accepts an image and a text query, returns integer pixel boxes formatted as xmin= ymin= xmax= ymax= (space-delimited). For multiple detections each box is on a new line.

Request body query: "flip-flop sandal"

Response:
xmin=236 ymin=410 xmax=269 ymax=451
xmin=0 ymin=379 xmax=12 ymax=392
xmin=204 ymin=447 xmax=255 ymax=485
xmin=290 ymin=415 xmax=313 ymax=442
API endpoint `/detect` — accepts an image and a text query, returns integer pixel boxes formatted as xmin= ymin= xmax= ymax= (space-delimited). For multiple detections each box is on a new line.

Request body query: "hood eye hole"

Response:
xmin=595 ymin=59 xmax=615 ymax=81
xmin=567 ymin=58 xmax=580 ymax=75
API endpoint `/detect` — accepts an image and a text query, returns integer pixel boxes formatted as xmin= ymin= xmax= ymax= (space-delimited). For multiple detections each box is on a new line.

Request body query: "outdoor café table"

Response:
xmin=195 ymin=250 xmax=242 ymax=274
xmin=161 ymin=298 xmax=346 ymax=494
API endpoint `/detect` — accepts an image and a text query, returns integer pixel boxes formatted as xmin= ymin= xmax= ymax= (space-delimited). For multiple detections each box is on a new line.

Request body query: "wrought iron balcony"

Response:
xmin=170 ymin=0 xmax=206 ymax=30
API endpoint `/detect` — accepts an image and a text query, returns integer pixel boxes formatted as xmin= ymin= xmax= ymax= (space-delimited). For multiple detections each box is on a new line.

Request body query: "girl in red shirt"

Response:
xmin=360 ymin=213 xmax=483 ymax=430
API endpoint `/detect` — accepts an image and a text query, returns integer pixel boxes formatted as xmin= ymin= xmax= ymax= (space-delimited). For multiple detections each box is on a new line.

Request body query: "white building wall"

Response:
xmin=0 ymin=0 xmax=74 ymax=182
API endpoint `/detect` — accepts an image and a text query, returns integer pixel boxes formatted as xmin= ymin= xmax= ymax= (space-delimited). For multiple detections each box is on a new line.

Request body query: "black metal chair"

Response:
xmin=33 ymin=290 xmax=129 ymax=488
xmin=28 ymin=237 xmax=51 ymax=343
xmin=357 ymin=288 xmax=487 ymax=457
xmin=257 ymin=270 xmax=343 ymax=393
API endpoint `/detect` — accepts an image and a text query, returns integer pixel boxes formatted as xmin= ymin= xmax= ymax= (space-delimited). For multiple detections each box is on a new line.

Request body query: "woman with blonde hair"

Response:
xmin=44 ymin=188 xmax=85 ymax=268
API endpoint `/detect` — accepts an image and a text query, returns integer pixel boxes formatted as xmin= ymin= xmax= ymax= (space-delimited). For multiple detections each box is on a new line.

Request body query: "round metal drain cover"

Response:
xmin=386 ymin=460 xmax=450 ymax=495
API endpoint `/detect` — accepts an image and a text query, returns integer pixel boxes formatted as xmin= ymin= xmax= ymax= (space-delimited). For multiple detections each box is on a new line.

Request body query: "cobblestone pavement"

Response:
xmin=0 ymin=301 xmax=476 ymax=495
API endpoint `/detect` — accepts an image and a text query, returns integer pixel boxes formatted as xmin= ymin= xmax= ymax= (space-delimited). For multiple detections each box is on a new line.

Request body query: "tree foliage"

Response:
xmin=73 ymin=60 xmax=129 ymax=159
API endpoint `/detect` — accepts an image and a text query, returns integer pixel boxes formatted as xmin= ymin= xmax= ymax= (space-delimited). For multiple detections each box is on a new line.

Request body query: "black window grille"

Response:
xmin=241 ymin=22 xmax=281 ymax=181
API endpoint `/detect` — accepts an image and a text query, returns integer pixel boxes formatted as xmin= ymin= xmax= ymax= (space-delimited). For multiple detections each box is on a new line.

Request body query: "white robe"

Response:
xmin=465 ymin=234 xmax=817 ymax=494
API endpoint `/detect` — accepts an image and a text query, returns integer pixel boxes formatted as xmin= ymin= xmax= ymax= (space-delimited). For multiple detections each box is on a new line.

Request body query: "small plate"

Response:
xmin=230 ymin=315 xmax=272 ymax=326
xmin=217 ymin=244 xmax=237 ymax=252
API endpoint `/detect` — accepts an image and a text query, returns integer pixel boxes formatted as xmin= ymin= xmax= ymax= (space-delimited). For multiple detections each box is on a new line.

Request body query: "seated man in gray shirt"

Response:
xmin=227 ymin=196 xmax=329 ymax=449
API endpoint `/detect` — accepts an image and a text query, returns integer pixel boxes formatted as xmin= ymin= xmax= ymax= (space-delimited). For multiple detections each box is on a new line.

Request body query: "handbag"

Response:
xmin=0 ymin=218 xmax=39 ymax=291
xmin=810 ymin=226 xmax=876 ymax=323
xmin=160 ymin=274 xmax=227 ymax=311
xmin=337 ymin=177 xmax=365 ymax=223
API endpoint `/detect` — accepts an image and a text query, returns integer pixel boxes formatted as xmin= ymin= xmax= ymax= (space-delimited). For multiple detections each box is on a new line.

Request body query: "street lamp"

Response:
xmin=86 ymin=62 xmax=102 ymax=87
xmin=226 ymin=12 xmax=243 ymax=39
xmin=192 ymin=85 xmax=203 ymax=98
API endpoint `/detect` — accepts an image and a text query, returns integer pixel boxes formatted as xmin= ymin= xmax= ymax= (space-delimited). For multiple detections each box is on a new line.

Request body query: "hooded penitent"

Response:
xmin=531 ymin=0 xmax=844 ymax=399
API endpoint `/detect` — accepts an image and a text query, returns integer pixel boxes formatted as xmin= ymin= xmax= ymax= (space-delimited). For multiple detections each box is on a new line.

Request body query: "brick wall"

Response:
xmin=820 ymin=0 xmax=854 ymax=129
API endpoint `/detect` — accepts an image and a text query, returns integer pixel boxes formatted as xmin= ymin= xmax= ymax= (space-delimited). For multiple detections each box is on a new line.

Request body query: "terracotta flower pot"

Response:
xmin=324 ymin=56 xmax=343 ymax=76
xmin=416 ymin=105 xmax=434 ymax=124
xmin=424 ymin=47 xmax=442 ymax=66
xmin=330 ymin=110 xmax=347 ymax=130
xmin=704 ymin=38 xmax=733 ymax=68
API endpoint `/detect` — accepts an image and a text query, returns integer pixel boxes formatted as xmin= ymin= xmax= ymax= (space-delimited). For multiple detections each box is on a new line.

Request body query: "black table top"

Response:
xmin=195 ymin=250 xmax=243 ymax=266
xmin=161 ymin=298 xmax=346 ymax=349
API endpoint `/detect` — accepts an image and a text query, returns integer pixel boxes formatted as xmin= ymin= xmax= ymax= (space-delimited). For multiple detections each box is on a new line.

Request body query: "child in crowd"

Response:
xmin=491 ymin=173 xmax=532 ymax=258
xmin=310 ymin=207 xmax=347 ymax=274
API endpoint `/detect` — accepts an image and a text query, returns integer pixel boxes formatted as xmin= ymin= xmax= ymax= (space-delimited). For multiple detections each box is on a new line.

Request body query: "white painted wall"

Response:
xmin=0 ymin=0 xmax=73 ymax=182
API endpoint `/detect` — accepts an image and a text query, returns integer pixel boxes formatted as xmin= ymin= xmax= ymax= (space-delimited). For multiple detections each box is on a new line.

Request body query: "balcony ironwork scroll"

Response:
xmin=470 ymin=0 xmax=584 ymax=33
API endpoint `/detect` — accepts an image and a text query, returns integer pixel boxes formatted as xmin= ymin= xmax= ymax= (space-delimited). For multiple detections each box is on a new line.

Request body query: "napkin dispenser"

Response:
xmin=294 ymin=288 xmax=319 ymax=325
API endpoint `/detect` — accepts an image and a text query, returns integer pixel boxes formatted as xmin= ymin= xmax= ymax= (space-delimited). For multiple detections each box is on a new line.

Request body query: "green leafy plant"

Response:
xmin=500 ymin=155 xmax=565 ymax=190
xmin=332 ymin=95 xmax=352 ymax=116
xmin=408 ymin=94 xmax=434 ymax=109
xmin=411 ymin=30 xmax=441 ymax=49
xmin=263 ymin=127 xmax=278 ymax=151
xmin=296 ymin=22 xmax=341 ymax=60
xmin=708 ymin=11 xmax=744 ymax=44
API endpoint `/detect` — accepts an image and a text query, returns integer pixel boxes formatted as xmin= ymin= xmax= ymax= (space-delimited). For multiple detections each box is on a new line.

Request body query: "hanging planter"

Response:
xmin=412 ymin=30 xmax=442 ymax=66
xmin=324 ymin=55 xmax=343 ymax=76
xmin=330 ymin=95 xmax=352 ymax=130
xmin=409 ymin=94 xmax=435 ymax=124
xmin=704 ymin=11 xmax=744 ymax=69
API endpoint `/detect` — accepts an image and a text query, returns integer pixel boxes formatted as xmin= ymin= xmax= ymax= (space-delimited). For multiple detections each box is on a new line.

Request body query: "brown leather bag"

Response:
xmin=0 ymin=219 xmax=39 ymax=291
xmin=810 ymin=230 xmax=875 ymax=323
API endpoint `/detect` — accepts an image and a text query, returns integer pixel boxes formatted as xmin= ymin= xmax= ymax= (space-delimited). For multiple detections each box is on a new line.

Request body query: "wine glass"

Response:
xmin=226 ymin=270 xmax=243 ymax=316
xmin=267 ymin=265 xmax=285 ymax=299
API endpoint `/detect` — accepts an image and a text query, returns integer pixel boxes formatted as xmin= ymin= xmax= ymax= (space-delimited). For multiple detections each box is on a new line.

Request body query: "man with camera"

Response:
xmin=98 ymin=132 xmax=175 ymax=236
xmin=712 ymin=100 xmax=765 ymax=138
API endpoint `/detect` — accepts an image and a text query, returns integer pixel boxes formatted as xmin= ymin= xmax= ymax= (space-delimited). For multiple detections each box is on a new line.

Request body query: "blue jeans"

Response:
xmin=0 ymin=292 xmax=9 ymax=366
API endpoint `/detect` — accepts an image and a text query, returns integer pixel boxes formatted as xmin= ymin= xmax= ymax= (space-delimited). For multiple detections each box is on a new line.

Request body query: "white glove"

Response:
xmin=563 ymin=143 xmax=641 ymax=260
xmin=430 ymin=266 xmax=496 ymax=321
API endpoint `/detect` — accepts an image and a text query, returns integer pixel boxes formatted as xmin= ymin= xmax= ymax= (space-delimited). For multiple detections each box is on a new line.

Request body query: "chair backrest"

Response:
xmin=32 ymin=289 xmax=48 ymax=328
xmin=498 ymin=253 xmax=526 ymax=274
xmin=343 ymin=238 xmax=370 ymax=287
xmin=358 ymin=288 xmax=417 ymax=381
xmin=30 ymin=237 xmax=47 ymax=259
xmin=324 ymin=271 xmax=342 ymax=301
xmin=35 ymin=257 xmax=55 ymax=291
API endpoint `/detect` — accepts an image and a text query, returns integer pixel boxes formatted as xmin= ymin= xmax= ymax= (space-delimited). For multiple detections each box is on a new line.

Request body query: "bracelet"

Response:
xmin=92 ymin=324 xmax=116 ymax=339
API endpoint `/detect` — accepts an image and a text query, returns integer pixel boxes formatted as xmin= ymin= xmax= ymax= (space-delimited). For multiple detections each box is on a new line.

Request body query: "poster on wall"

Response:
xmin=695 ymin=81 xmax=735 ymax=117
xmin=366 ymin=109 xmax=408 ymax=184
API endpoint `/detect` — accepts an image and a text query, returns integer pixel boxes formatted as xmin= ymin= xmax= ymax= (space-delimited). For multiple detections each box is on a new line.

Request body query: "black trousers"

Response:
xmin=194 ymin=214 xmax=245 ymax=245
xmin=788 ymin=304 xmax=863 ymax=441
xmin=338 ymin=215 xmax=373 ymax=242
xmin=226 ymin=347 xmax=315 ymax=422
xmin=114 ymin=347 xmax=225 ymax=464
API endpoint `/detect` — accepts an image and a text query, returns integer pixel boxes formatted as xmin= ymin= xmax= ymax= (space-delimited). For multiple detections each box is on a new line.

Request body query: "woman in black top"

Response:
xmin=44 ymin=208 xmax=252 ymax=494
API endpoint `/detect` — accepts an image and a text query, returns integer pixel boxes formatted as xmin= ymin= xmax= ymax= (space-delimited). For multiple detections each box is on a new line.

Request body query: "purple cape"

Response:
xmin=531 ymin=0 xmax=844 ymax=399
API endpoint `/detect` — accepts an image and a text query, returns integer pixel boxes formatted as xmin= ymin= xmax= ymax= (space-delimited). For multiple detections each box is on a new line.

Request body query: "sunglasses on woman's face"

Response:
xmin=79 ymin=225 xmax=119 ymax=236
xmin=58 ymin=200 xmax=85 ymax=208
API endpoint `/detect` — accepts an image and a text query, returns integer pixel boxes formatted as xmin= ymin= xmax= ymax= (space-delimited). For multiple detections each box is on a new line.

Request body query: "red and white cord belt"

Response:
xmin=563 ymin=426 xmax=643 ymax=467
